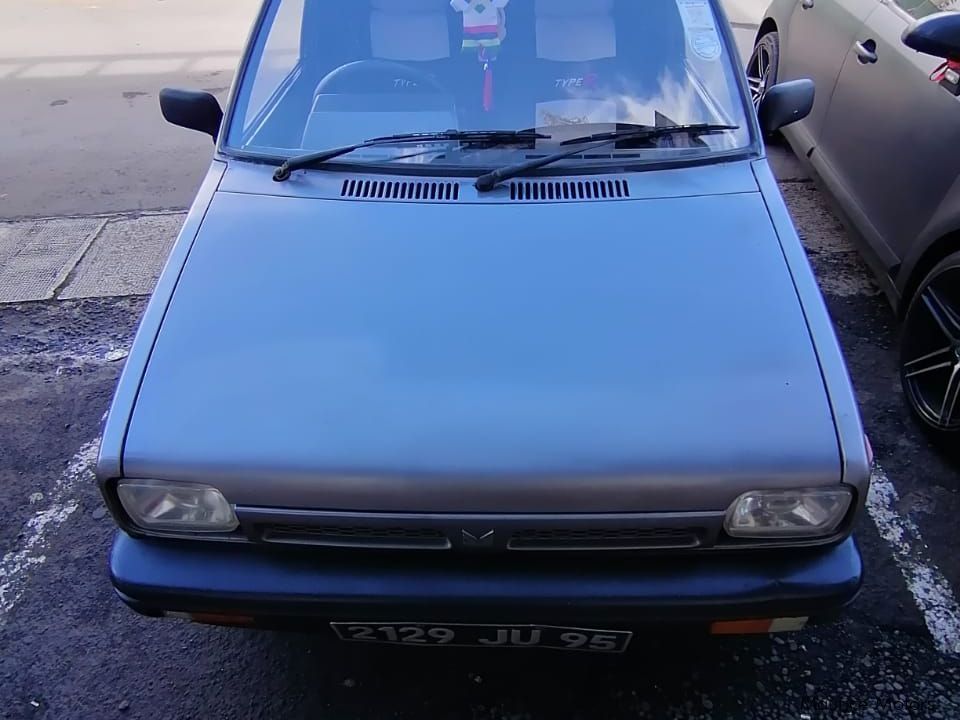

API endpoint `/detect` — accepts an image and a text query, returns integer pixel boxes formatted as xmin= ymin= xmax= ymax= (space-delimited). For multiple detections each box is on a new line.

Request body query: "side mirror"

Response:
xmin=902 ymin=11 xmax=960 ymax=59
xmin=159 ymin=88 xmax=223 ymax=141
xmin=757 ymin=79 xmax=815 ymax=136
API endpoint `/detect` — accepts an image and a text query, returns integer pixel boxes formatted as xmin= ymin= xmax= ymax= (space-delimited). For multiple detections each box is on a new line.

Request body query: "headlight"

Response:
xmin=724 ymin=487 xmax=853 ymax=539
xmin=116 ymin=479 xmax=239 ymax=533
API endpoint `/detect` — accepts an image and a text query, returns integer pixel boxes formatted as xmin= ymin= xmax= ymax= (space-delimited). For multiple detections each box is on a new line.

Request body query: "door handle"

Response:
xmin=801 ymin=0 xmax=814 ymax=9
xmin=855 ymin=40 xmax=878 ymax=64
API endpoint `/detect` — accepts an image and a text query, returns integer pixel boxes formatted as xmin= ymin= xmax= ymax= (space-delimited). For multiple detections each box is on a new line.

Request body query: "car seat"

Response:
xmin=528 ymin=0 xmax=688 ymax=131
xmin=301 ymin=0 xmax=459 ymax=148
xmin=530 ymin=0 xmax=619 ymax=129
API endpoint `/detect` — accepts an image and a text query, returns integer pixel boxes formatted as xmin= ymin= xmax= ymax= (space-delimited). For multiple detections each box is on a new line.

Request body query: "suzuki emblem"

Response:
xmin=461 ymin=529 xmax=495 ymax=548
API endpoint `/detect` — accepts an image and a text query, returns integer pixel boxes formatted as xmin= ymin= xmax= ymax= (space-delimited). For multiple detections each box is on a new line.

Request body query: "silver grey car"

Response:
xmin=748 ymin=1 xmax=960 ymax=444
xmin=98 ymin=0 xmax=869 ymax=650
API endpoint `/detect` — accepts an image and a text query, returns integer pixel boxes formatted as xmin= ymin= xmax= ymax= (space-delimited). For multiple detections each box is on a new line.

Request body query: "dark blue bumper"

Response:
xmin=110 ymin=532 xmax=862 ymax=626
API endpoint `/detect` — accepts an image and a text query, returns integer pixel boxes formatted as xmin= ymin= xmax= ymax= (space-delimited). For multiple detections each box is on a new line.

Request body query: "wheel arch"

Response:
xmin=755 ymin=18 xmax=779 ymax=44
xmin=898 ymin=230 xmax=960 ymax=318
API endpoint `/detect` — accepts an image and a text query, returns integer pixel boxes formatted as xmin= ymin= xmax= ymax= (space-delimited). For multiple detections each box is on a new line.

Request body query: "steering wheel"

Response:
xmin=314 ymin=59 xmax=448 ymax=96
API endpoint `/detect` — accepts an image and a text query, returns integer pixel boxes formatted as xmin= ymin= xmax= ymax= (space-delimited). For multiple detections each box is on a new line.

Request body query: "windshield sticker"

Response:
xmin=676 ymin=0 xmax=722 ymax=62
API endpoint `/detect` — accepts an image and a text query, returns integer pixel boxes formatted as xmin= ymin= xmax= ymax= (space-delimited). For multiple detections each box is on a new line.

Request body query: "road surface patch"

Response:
xmin=0 ymin=439 xmax=99 ymax=625
xmin=868 ymin=464 xmax=960 ymax=656
xmin=60 ymin=213 xmax=184 ymax=299
xmin=0 ymin=217 xmax=105 ymax=303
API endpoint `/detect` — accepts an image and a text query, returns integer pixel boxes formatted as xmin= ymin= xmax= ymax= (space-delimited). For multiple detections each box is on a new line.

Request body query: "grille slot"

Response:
xmin=508 ymin=527 xmax=700 ymax=551
xmin=260 ymin=524 xmax=451 ymax=550
xmin=340 ymin=178 xmax=460 ymax=201
xmin=508 ymin=178 xmax=630 ymax=202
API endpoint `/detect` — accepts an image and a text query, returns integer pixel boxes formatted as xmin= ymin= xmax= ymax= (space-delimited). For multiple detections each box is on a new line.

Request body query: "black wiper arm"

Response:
xmin=273 ymin=130 xmax=550 ymax=182
xmin=474 ymin=124 xmax=739 ymax=192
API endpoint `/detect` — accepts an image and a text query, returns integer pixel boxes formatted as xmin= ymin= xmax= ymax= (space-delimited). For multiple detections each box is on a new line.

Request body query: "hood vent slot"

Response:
xmin=509 ymin=178 xmax=630 ymax=202
xmin=341 ymin=178 xmax=460 ymax=202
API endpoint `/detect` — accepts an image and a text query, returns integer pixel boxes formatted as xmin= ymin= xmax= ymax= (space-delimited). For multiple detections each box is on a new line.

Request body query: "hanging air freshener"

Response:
xmin=450 ymin=0 xmax=509 ymax=112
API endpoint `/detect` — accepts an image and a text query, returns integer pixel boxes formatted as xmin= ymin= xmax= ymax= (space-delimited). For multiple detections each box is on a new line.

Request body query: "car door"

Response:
xmin=779 ymin=0 xmax=881 ymax=153
xmin=813 ymin=0 xmax=960 ymax=270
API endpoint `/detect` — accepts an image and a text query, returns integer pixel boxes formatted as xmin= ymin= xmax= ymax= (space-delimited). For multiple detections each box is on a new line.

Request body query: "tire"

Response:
xmin=747 ymin=32 xmax=780 ymax=135
xmin=899 ymin=251 xmax=960 ymax=448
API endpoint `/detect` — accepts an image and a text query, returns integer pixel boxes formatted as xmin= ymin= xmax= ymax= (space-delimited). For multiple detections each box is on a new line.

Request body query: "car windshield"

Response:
xmin=225 ymin=0 xmax=752 ymax=170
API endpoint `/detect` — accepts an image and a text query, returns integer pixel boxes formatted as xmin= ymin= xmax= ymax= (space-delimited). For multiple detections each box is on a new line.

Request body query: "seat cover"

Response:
xmin=534 ymin=0 xmax=616 ymax=62
xmin=369 ymin=0 xmax=451 ymax=61
xmin=533 ymin=0 xmax=618 ymax=128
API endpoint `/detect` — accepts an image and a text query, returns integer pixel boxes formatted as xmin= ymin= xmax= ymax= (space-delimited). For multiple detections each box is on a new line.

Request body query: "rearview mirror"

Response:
xmin=159 ymin=88 xmax=223 ymax=141
xmin=757 ymin=79 xmax=815 ymax=136
xmin=902 ymin=11 xmax=960 ymax=60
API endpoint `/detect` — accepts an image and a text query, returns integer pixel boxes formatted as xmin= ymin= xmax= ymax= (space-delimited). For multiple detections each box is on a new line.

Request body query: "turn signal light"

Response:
xmin=710 ymin=617 xmax=808 ymax=635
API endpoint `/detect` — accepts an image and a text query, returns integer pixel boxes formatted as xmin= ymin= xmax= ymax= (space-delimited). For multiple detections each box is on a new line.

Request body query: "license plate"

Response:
xmin=330 ymin=622 xmax=632 ymax=652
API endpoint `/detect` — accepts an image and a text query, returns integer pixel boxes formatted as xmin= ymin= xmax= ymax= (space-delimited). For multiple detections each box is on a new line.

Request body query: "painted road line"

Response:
xmin=0 ymin=440 xmax=99 ymax=624
xmin=868 ymin=464 xmax=960 ymax=656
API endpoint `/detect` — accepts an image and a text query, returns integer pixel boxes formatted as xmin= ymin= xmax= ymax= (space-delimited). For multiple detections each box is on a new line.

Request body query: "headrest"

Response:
xmin=535 ymin=0 xmax=616 ymax=61
xmin=370 ymin=0 xmax=451 ymax=61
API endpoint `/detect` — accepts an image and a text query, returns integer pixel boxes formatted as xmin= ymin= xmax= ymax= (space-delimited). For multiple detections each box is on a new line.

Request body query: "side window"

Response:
xmin=893 ymin=0 xmax=957 ymax=20
xmin=243 ymin=0 xmax=305 ymax=130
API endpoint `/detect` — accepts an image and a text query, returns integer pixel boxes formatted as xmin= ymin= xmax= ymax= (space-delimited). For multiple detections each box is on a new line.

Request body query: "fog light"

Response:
xmin=724 ymin=487 xmax=852 ymax=538
xmin=117 ymin=479 xmax=238 ymax=533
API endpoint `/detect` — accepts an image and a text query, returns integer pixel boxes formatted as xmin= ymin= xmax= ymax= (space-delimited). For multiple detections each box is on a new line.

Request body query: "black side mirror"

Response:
xmin=159 ymin=88 xmax=223 ymax=141
xmin=902 ymin=11 xmax=960 ymax=59
xmin=757 ymin=79 xmax=815 ymax=136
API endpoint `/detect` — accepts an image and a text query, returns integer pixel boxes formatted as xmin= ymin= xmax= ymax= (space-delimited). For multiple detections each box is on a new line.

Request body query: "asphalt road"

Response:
xmin=2 ymin=174 xmax=960 ymax=720
xmin=2 ymin=0 xmax=960 ymax=717
xmin=0 ymin=0 xmax=260 ymax=219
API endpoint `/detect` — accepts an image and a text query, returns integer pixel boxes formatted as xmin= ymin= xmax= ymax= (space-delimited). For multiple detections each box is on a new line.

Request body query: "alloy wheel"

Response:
xmin=901 ymin=268 xmax=960 ymax=431
xmin=747 ymin=43 xmax=772 ymax=109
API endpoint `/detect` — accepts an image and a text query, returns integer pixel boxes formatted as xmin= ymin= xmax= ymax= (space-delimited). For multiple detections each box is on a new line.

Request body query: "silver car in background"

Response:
xmin=748 ymin=0 xmax=960 ymax=445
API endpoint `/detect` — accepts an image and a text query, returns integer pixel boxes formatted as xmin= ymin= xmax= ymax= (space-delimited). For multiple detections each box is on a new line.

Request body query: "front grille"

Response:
xmin=260 ymin=524 xmax=451 ymax=550
xmin=508 ymin=527 xmax=701 ymax=551
xmin=250 ymin=517 xmax=710 ymax=552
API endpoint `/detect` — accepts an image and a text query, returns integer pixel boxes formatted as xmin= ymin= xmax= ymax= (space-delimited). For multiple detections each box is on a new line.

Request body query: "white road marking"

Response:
xmin=867 ymin=464 xmax=960 ymax=655
xmin=0 ymin=439 xmax=99 ymax=624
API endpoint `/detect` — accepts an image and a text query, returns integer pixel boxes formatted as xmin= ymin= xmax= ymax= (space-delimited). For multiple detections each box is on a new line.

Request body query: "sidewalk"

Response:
xmin=0 ymin=211 xmax=186 ymax=303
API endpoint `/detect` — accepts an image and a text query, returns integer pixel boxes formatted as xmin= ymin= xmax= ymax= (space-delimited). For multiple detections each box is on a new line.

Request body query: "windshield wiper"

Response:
xmin=474 ymin=123 xmax=739 ymax=192
xmin=273 ymin=130 xmax=550 ymax=182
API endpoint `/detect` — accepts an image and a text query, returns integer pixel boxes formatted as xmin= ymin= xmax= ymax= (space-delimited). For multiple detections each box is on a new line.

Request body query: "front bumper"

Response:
xmin=110 ymin=531 xmax=862 ymax=627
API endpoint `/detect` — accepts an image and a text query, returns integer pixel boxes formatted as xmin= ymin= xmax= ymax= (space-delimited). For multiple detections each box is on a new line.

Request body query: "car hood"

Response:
xmin=122 ymin=185 xmax=840 ymax=512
